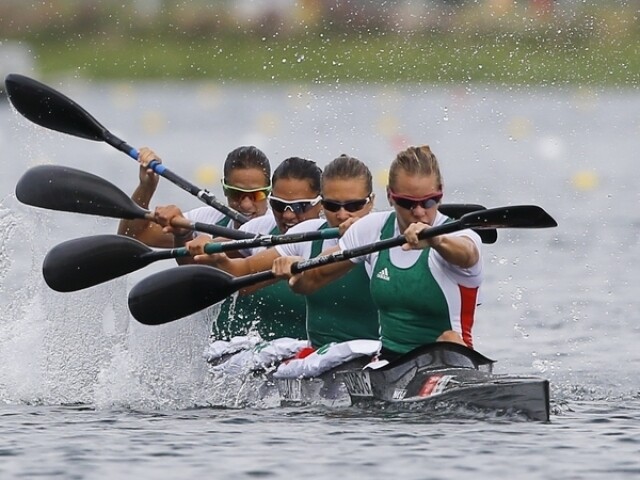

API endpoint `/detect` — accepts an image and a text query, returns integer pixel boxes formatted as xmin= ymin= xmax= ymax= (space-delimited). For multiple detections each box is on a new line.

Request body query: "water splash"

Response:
xmin=0 ymin=204 xmax=254 ymax=410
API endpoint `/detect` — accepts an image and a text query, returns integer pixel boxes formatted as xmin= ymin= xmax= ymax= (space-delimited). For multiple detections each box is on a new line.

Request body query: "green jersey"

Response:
xmin=211 ymin=224 xmax=307 ymax=341
xmin=305 ymin=222 xmax=379 ymax=348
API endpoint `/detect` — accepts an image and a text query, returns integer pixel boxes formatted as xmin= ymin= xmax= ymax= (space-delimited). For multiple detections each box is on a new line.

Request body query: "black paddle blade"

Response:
xmin=43 ymin=235 xmax=155 ymax=292
xmin=439 ymin=204 xmax=497 ymax=244
xmin=128 ymin=265 xmax=239 ymax=325
xmin=439 ymin=203 xmax=485 ymax=219
xmin=16 ymin=164 xmax=149 ymax=220
xmin=5 ymin=73 xmax=106 ymax=141
xmin=460 ymin=205 xmax=557 ymax=229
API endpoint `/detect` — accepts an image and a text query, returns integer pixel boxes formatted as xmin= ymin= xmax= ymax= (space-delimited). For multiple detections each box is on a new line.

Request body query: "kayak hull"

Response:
xmin=224 ymin=341 xmax=550 ymax=421
xmin=338 ymin=368 xmax=549 ymax=421
xmin=336 ymin=342 xmax=550 ymax=421
xmin=276 ymin=357 xmax=369 ymax=406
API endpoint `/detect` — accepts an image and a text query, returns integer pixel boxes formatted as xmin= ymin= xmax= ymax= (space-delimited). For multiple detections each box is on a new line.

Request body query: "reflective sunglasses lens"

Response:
xmin=269 ymin=199 xmax=310 ymax=214
xmin=343 ymin=199 xmax=369 ymax=212
xmin=393 ymin=194 xmax=442 ymax=210
xmin=225 ymin=188 xmax=269 ymax=202
xmin=422 ymin=198 xmax=440 ymax=209
xmin=269 ymin=198 xmax=286 ymax=212
xmin=252 ymin=190 xmax=269 ymax=202
xmin=320 ymin=200 xmax=340 ymax=212
xmin=392 ymin=197 xmax=416 ymax=210
xmin=322 ymin=199 xmax=368 ymax=213
xmin=287 ymin=203 xmax=307 ymax=214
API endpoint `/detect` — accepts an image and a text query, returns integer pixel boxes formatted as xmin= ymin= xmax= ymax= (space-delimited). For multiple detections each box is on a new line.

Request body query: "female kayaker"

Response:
xmin=188 ymin=156 xmax=324 ymax=341
xmin=272 ymin=145 xmax=483 ymax=361
xmin=117 ymin=145 xmax=272 ymax=248
xmin=188 ymin=155 xmax=379 ymax=347
xmin=272 ymin=154 xmax=379 ymax=348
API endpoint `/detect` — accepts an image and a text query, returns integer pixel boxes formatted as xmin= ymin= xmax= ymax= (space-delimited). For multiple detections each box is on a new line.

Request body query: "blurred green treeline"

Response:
xmin=1 ymin=0 xmax=639 ymax=86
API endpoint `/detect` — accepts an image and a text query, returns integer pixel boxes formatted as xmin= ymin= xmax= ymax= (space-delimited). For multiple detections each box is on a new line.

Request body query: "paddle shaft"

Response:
xmin=140 ymin=227 xmax=340 ymax=262
xmin=126 ymin=204 xmax=557 ymax=325
xmin=128 ymin=214 xmax=483 ymax=324
xmin=136 ymin=157 xmax=250 ymax=226
xmin=42 ymin=225 xmax=338 ymax=293
xmin=148 ymin=213 xmax=257 ymax=240
xmin=230 ymin=204 xmax=558 ymax=287
xmin=233 ymin=217 xmax=464 ymax=287
xmin=88 ymin=126 xmax=250 ymax=226
xmin=292 ymin=220 xmax=459 ymax=273
xmin=202 ymin=227 xmax=339 ymax=254
xmin=15 ymin=164 xmax=256 ymax=241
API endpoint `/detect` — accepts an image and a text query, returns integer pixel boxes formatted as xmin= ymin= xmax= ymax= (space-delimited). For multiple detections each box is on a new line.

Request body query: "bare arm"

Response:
xmin=192 ymin=244 xmax=282 ymax=294
xmin=272 ymin=245 xmax=356 ymax=295
xmin=117 ymin=147 xmax=174 ymax=247
xmin=403 ymin=223 xmax=479 ymax=268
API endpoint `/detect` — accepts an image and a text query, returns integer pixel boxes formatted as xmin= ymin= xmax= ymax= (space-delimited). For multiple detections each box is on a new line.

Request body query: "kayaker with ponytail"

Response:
xmin=273 ymin=154 xmax=379 ymax=348
xmin=273 ymin=145 xmax=483 ymax=361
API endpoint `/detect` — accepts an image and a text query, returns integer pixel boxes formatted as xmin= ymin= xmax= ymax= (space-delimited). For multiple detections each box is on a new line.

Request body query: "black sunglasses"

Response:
xmin=269 ymin=195 xmax=322 ymax=214
xmin=388 ymin=189 xmax=443 ymax=211
xmin=321 ymin=196 xmax=371 ymax=213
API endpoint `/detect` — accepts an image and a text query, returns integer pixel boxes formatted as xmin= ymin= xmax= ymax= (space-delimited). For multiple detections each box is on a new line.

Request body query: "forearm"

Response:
xmin=226 ymin=249 xmax=281 ymax=291
xmin=174 ymin=230 xmax=197 ymax=264
xmin=131 ymin=182 xmax=156 ymax=209
xmin=431 ymin=235 xmax=479 ymax=269
xmin=117 ymin=183 xmax=157 ymax=238
xmin=291 ymin=260 xmax=355 ymax=294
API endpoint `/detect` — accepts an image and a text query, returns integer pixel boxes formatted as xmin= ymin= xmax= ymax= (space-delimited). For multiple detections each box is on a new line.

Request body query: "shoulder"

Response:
xmin=350 ymin=211 xmax=394 ymax=238
xmin=184 ymin=206 xmax=225 ymax=224
xmin=351 ymin=211 xmax=393 ymax=232
xmin=434 ymin=212 xmax=482 ymax=247
xmin=239 ymin=211 xmax=276 ymax=235
xmin=340 ymin=211 xmax=393 ymax=249
xmin=285 ymin=218 xmax=326 ymax=234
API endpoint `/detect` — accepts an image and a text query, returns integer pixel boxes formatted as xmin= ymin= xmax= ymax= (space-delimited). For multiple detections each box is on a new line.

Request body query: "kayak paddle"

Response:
xmin=43 ymin=228 xmax=339 ymax=292
xmin=41 ymin=204 xmax=492 ymax=292
xmin=128 ymin=205 xmax=557 ymax=325
xmin=4 ymin=73 xmax=249 ymax=225
xmin=436 ymin=204 xmax=496 ymax=244
xmin=15 ymin=164 xmax=255 ymax=240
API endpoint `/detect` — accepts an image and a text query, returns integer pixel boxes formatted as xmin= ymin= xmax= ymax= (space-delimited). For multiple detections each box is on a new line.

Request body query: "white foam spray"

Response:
xmin=0 ymin=203 xmax=261 ymax=410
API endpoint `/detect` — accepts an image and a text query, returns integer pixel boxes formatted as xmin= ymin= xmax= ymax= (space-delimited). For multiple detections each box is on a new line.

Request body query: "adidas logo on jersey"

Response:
xmin=376 ymin=268 xmax=390 ymax=281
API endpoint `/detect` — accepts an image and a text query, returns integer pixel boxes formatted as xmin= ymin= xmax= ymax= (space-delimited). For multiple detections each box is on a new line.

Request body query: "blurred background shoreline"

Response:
xmin=1 ymin=0 xmax=639 ymax=87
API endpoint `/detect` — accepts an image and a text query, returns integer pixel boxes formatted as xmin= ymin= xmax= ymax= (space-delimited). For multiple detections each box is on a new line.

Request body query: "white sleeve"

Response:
xmin=235 ymin=213 xmax=277 ymax=257
xmin=432 ymin=228 xmax=483 ymax=285
xmin=238 ymin=213 xmax=276 ymax=236
xmin=274 ymin=219 xmax=326 ymax=259
xmin=338 ymin=212 xmax=392 ymax=264
xmin=184 ymin=206 xmax=226 ymax=225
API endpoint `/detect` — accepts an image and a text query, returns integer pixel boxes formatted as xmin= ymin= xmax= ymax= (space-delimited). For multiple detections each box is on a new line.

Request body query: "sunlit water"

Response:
xmin=1 ymin=83 xmax=639 ymax=479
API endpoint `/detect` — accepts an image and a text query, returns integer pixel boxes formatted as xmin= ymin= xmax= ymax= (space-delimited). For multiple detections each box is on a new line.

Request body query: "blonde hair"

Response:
xmin=388 ymin=145 xmax=443 ymax=190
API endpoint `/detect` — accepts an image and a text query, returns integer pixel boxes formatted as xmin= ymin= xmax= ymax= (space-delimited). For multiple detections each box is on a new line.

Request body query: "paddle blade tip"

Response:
xmin=466 ymin=205 xmax=558 ymax=230
xmin=128 ymin=265 xmax=234 ymax=326
xmin=41 ymin=235 xmax=153 ymax=292
xmin=4 ymin=73 xmax=43 ymax=112
xmin=42 ymin=257 xmax=104 ymax=293
xmin=3 ymin=73 xmax=106 ymax=142
xmin=4 ymin=72 xmax=27 ymax=94
xmin=42 ymin=264 xmax=88 ymax=293
xmin=524 ymin=206 xmax=558 ymax=228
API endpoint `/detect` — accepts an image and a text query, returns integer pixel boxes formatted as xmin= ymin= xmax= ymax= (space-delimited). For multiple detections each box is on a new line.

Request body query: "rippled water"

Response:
xmin=1 ymin=82 xmax=639 ymax=478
